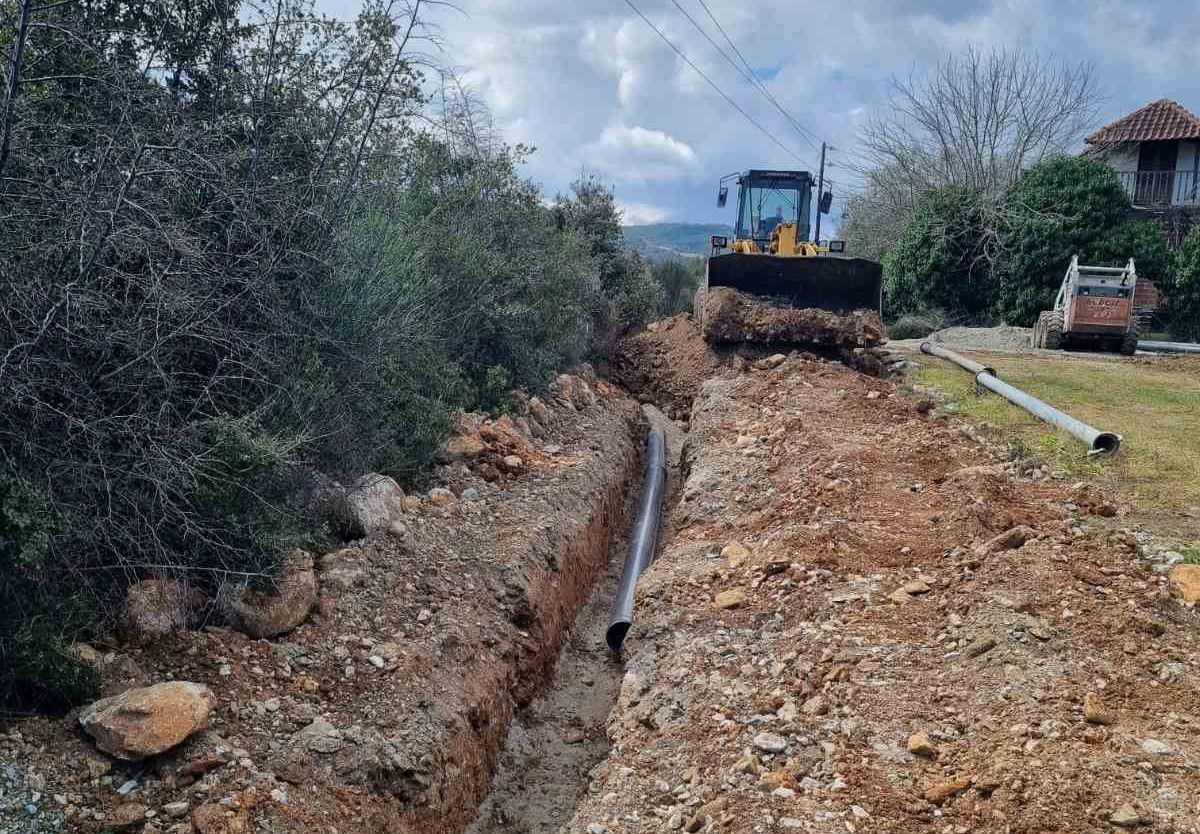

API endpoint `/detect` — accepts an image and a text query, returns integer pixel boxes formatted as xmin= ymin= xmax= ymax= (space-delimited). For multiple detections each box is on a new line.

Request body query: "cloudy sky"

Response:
xmin=324 ymin=0 xmax=1200 ymax=227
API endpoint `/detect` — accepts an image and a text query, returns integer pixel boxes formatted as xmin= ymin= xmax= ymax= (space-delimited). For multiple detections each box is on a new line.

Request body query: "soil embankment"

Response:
xmin=2 ymin=374 xmax=643 ymax=834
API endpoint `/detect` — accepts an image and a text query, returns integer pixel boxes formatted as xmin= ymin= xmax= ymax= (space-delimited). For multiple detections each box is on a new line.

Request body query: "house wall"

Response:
xmin=1102 ymin=143 xmax=1140 ymax=171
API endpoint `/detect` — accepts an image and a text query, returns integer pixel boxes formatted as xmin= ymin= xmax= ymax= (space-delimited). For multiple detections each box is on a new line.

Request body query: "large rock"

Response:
xmin=80 ymin=681 xmax=216 ymax=760
xmin=223 ymin=550 xmax=317 ymax=638
xmin=335 ymin=473 xmax=405 ymax=539
xmin=122 ymin=579 xmax=205 ymax=643
xmin=1168 ymin=563 xmax=1200 ymax=603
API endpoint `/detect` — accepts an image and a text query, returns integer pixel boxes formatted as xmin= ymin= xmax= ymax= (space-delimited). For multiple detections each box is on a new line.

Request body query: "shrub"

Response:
xmin=653 ymin=258 xmax=704 ymax=316
xmin=0 ymin=2 xmax=618 ymax=713
xmin=995 ymin=157 xmax=1133 ymax=324
xmin=1166 ymin=224 xmax=1200 ymax=340
xmin=888 ymin=311 xmax=945 ymax=340
xmin=882 ymin=186 xmax=995 ymax=319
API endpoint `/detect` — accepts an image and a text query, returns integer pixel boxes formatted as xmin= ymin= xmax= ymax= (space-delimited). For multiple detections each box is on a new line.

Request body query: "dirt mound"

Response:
xmin=923 ymin=324 xmax=1034 ymax=351
xmin=609 ymin=314 xmax=723 ymax=418
xmin=700 ymin=287 xmax=885 ymax=348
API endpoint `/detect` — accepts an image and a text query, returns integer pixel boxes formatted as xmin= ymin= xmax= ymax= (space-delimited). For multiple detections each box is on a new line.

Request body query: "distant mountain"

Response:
xmin=622 ymin=222 xmax=731 ymax=262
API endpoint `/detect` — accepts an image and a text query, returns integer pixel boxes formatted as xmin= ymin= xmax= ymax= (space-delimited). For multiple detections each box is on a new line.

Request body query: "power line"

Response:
xmin=621 ymin=0 xmax=814 ymax=171
xmin=680 ymin=0 xmax=824 ymax=154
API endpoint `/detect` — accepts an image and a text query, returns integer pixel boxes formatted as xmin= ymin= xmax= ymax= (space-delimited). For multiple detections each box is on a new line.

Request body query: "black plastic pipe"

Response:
xmin=605 ymin=426 xmax=666 ymax=652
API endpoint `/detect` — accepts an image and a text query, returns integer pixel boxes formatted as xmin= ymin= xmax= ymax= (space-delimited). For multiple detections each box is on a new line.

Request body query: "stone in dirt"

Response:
xmin=924 ymin=776 xmax=972 ymax=805
xmin=335 ymin=473 xmax=406 ymax=539
xmin=439 ymin=433 xmax=486 ymax=463
xmin=963 ymin=636 xmax=997 ymax=658
xmin=801 ymin=695 xmax=829 ymax=716
xmin=977 ymin=525 xmax=1036 ymax=555
xmin=428 ymin=487 xmax=455 ymax=506
xmin=715 ymin=588 xmax=747 ymax=609
xmin=753 ymin=732 xmax=788 ymax=754
xmin=295 ymin=717 xmax=343 ymax=754
xmin=222 ymin=550 xmax=316 ymax=638
xmin=193 ymin=803 xmax=249 ymax=834
xmin=721 ymin=540 xmax=752 ymax=568
xmin=907 ymin=731 xmax=936 ymax=758
xmin=1083 ymin=691 xmax=1116 ymax=726
xmin=108 ymin=802 xmax=149 ymax=828
xmin=1109 ymin=804 xmax=1141 ymax=828
xmin=699 ymin=287 xmax=884 ymax=348
xmin=753 ymin=353 xmax=787 ymax=370
xmin=1167 ymin=563 xmax=1200 ymax=602
xmin=122 ymin=578 xmax=205 ymax=643
xmin=80 ymin=681 xmax=216 ymax=760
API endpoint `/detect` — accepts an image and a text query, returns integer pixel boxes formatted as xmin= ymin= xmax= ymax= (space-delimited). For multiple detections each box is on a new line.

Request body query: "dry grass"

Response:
xmin=907 ymin=349 xmax=1200 ymax=536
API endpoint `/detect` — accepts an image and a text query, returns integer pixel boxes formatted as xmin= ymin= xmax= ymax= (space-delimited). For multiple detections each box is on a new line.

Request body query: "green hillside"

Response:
xmin=622 ymin=222 xmax=731 ymax=262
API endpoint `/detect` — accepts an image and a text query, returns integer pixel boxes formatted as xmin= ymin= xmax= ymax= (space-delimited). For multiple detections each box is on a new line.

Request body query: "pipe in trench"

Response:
xmin=605 ymin=426 xmax=666 ymax=652
xmin=920 ymin=341 xmax=1121 ymax=456
xmin=1137 ymin=339 xmax=1200 ymax=355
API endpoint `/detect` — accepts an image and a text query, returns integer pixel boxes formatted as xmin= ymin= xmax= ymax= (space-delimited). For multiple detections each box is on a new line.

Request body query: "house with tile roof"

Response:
xmin=1085 ymin=99 xmax=1200 ymax=210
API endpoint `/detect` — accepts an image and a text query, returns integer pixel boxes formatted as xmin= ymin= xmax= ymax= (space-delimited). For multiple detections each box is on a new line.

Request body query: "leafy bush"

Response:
xmin=1166 ymin=224 xmax=1200 ymax=340
xmin=652 ymin=259 xmax=704 ymax=316
xmin=555 ymin=177 xmax=661 ymax=349
xmin=0 ymin=470 xmax=100 ymax=711
xmin=882 ymin=186 xmax=996 ymax=319
xmin=0 ymin=0 xmax=628 ymax=712
xmin=995 ymin=157 xmax=1133 ymax=324
xmin=888 ymin=311 xmax=945 ymax=340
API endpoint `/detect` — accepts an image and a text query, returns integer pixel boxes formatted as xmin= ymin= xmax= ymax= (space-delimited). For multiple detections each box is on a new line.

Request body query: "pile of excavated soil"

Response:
xmin=567 ymin=352 xmax=1200 ymax=833
xmin=700 ymin=287 xmax=885 ymax=348
xmin=1 ymin=374 xmax=641 ymax=834
xmin=609 ymin=315 xmax=724 ymax=418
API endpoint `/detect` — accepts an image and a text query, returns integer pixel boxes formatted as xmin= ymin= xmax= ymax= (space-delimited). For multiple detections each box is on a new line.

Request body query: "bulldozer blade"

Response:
xmin=706 ymin=253 xmax=882 ymax=315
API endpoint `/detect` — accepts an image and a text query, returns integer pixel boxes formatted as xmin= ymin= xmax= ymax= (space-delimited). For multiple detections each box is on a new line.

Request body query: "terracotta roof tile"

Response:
xmin=1086 ymin=99 xmax=1200 ymax=145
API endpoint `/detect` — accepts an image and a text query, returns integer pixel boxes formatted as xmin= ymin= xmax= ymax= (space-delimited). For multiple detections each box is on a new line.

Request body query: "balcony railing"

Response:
xmin=1116 ymin=170 xmax=1200 ymax=207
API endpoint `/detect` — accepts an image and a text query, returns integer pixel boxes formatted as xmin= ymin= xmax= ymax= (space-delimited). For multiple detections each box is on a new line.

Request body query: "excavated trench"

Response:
xmin=464 ymin=406 xmax=686 ymax=834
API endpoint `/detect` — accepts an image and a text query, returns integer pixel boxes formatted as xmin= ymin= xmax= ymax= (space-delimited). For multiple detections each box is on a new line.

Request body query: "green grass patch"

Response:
xmin=910 ymin=352 xmax=1200 ymax=510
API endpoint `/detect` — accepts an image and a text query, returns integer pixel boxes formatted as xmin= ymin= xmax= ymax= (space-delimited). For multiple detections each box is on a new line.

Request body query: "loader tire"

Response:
xmin=1032 ymin=312 xmax=1048 ymax=348
xmin=1044 ymin=310 xmax=1064 ymax=350
xmin=1119 ymin=325 xmax=1139 ymax=356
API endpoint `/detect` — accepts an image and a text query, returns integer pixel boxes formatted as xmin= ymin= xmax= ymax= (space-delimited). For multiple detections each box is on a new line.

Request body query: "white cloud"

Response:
xmin=618 ymin=201 xmax=670 ymax=225
xmin=583 ymin=123 xmax=699 ymax=184
xmin=318 ymin=0 xmax=1200 ymax=223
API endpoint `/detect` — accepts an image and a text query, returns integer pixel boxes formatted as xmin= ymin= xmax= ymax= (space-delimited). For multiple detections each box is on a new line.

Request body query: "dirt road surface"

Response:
xmin=570 ymin=336 xmax=1200 ymax=833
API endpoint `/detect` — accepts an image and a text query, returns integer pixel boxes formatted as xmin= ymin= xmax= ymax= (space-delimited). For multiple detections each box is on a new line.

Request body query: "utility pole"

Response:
xmin=814 ymin=141 xmax=826 ymax=244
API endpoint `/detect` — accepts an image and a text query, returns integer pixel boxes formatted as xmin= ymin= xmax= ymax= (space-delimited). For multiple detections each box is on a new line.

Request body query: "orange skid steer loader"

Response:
xmin=1032 ymin=256 xmax=1140 ymax=355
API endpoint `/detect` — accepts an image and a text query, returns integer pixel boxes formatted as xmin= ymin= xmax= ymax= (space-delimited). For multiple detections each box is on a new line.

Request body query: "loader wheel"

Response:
xmin=1044 ymin=310 xmax=1064 ymax=350
xmin=1119 ymin=325 xmax=1139 ymax=356
xmin=1032 ymin=312 xmax=1048 ymax=348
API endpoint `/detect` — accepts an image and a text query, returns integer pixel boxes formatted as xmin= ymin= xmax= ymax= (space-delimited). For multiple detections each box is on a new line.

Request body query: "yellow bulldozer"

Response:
xmin=694 ymin=169 xmax=884 ymax=347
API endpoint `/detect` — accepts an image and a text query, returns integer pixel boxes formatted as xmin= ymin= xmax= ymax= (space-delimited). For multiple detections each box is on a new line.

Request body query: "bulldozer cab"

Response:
xmin=732 ymin=170 xmax=813 ymax=247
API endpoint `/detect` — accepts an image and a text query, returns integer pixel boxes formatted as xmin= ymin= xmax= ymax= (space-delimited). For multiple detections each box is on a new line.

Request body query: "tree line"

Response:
xmin=843 ymin=47 xmax=1200 ymax=338
xmin=0 ymin=0 xmax=667 ymax=711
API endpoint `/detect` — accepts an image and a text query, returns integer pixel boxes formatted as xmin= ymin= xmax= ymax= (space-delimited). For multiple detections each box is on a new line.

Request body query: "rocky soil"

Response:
xmin=3 ymin=319 xmax=1198 ymax=834
xmin=1 ymin=373 xmax=642 ymax=834
xmin=698 ymin=289 xmax=884 ymax=349
xmin=568 ymin=340 xmax=1200 ymax=833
